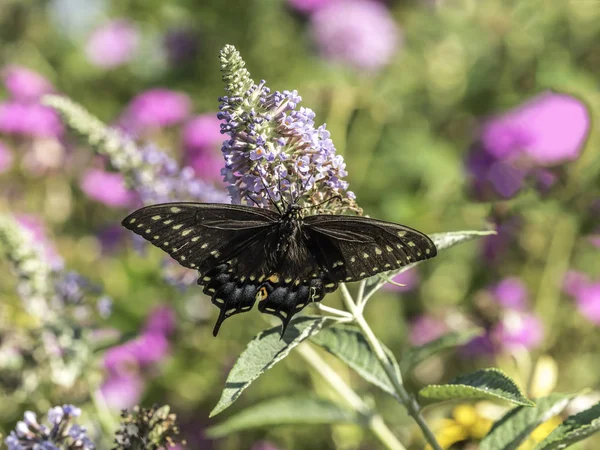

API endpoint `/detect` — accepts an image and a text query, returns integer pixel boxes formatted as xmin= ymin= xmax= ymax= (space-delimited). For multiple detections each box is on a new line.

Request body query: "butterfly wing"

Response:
xmin=303 ymin=215 xmax=437 ymax=282
xmin=122 ymin=202 xmax=281 ymax=335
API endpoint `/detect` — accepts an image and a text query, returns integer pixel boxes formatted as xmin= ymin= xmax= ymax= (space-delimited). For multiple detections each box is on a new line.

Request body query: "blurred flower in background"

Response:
xmin=101 ymin=305 xmax=176 ymax=410
xmin=467 ymin=92 xmax=590 ymax=199
xmin=119 ymin=88 xmax=191 ymax=135
xmin=182 ymin=114 xmax=224 ymax=182
xmin=163 ymin=28 xmax=200 ymax=66
xmin=288 ymin=0 xmax=335 ymax=14
xmin=489 ymin=277 xmax=528 ymax=311
xmin=383 ymin=268 xmax=420 ymax=293
xmin=408 ymin=314 xmax=449 ymax=346
xmin=563 ymin=271 xmax=600 ymax=325
xmin=426 ymin=404 xmax=493 ymax=450
xmin=2 ymin=65 xmax=54 ymax=102
xmin=85 ymin=19 xmax=139 ymax=69
xmin=80 ymin=168 xmax=137 ymax=208
xmin=491 ymin=310 xmax=544 ymax=351
xmin=310 ymin=0 xmax=401 ymax=71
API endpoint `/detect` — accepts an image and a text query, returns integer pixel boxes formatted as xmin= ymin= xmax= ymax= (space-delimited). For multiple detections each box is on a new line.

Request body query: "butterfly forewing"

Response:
xmin=304 ymin=215 xmax=437 ymax=282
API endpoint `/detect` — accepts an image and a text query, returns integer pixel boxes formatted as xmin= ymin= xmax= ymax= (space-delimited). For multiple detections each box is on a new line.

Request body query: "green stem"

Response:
xmin=296 ymin=343 xmax=407 ymax=450
xmin=339 ymin=284 xmax=443 ymax=450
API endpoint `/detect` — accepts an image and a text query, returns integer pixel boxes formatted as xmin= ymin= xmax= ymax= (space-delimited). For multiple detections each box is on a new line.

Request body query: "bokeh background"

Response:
xmin=1 ymin=0 xmax=599 ymax=448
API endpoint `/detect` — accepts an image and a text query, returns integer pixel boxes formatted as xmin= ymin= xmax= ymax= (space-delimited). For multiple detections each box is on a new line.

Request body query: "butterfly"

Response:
xmin=122 ymin=202 xmax=437 ymax=336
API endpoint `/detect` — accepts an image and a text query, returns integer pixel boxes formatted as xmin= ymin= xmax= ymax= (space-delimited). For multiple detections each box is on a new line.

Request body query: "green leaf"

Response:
xmin=206 ymin=395 xmax=359 ymax=437
xmin=401 ymin=328 xmax=484 ymax=371
xmin=480 ymin=393 xmax=575 ymax=450
xmin=534 ymin=401 xmax=600 ymax=450
xmin=363 ymin=230 xmax=495 ymax=298
xmin=419 ymin=368 xmax=534 ymax=407
xmin=210 ymin=316 xmax=333 ymax=417
xmin=310 ymin=324 xmax=400 ymax=399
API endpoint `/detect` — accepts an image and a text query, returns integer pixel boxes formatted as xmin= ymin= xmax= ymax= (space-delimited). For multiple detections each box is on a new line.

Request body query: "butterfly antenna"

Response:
xmin=257 ymin=172 xmax=282 ymax=214
xmin=304 ymin=194 xmax=343 ymax=211
xmin=277 ymin=170 xmax=287 ymax=210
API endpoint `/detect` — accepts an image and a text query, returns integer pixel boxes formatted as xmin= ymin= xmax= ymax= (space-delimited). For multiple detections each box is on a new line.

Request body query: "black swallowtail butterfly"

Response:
xmin=122 ymin=202 xmax=437 ymax=336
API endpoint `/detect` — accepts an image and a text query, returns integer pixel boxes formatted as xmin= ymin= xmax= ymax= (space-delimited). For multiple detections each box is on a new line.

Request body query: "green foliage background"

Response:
xmin=0 ymin=0 xmax=599 ymax=448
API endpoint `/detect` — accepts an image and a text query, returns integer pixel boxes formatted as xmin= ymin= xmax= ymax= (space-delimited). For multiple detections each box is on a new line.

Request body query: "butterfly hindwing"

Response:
xmin=304 ymin=215 xmax=437 ymax=282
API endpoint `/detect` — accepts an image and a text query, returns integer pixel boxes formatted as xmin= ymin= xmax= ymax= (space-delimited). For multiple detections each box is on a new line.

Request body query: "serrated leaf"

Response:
xmin=480 ymin=393 xmax=575 ymax=450
xmin=419 ymin=368 xmax=534 ymax=407
xmin=206 ymin=395 xmax=359 ymax=437
xmin=363 ymin=230 xmax=495 ymax=298
xmin=401 ymin=328 xmax=484 ymax=371
xmin=534 ymin=401 xmax=600 ymax=450
xmin=310 ymin=324 xmax=400 ymax=399
xmin=210 ymin=316 xmax=333 ymax=417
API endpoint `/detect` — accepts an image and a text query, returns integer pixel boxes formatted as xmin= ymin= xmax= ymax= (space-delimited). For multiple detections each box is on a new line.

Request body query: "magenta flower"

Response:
xmin=588 ymin=232 xmax=600 ymax=249
xmin=85 ymin=19 xmax=139 ymax=69
xmin=491 ymin=311 xmax=544 ymax=351
xmin=563 ymin=270 xmax=589 ymax=297
xmin=310 ymin=0 xmax=401 ymax=71
xmin=119 ymin=88 xmax=191 ymax=134
xmin=0 ymin=140 xmax=13 ymax=173
xmin=573 ymin=283 xmax=600 ymax=325
xmin=182 ymin=114 xmax=224 ymax=182
xmin=490 ymin=277 xmax=528 ymax=311
xmin=408 ymin=315 xmax=448 ymax=346
xmin=382 ymin=268 xmax=419 ymax=292
xmin=0 ymin=102 xmax=63 ymax=138
xmin=288 ymin=0 xmax=336 ymax=14
xmin=100 ymin=373 xmax=144 ymax=410
xmin=2 ymin=65 xmax=54 ymax=102
xmin=481 ymin=93 xmax=590 ymax=165
xmin=80 ymin=169 xmax=137 ymax=207
xmin=143 ymin=305 xmax=176 ymax=337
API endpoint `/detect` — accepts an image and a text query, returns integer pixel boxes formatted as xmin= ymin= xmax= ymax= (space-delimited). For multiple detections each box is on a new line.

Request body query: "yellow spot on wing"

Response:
xmin=170 ymin=207 xmax=182 ymax=213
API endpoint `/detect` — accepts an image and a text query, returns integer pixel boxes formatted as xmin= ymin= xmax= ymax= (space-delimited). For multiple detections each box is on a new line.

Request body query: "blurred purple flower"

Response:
xmin=100 ymin=373 xmax=144 ymax=410
xmin=164 ymin=29 xmax=199 ymax=66
xmin=490 ymin=277 xmax=528 ymax=311
xmin=0 ymin=102 xmax=63 ymax=138
xmin=572 ymin=283 xmax=600 ymax=325
xmin=491 ymin=311 xmax=544 ymax=351
xmin=481 ymin=93 xmax=590 ymax=165
xmin=408 ymin=315 xmax=448 ymax=346
xmin=588 ymin=232 xmax=600 ymax=249
xmin=143 ymin=305 xmax=176 ymax=337
xmin=467 ymin=93 xmax=589 ymax=199
xmin=310 ymin=0 xmax=401 ymax=71
xmin=2 ymin=65 xmax=54 ymax=102
xmin=383 ymin=268 xmax=419 ymax=292
xmin=16 ymin=214 xmax=62 ymax=268
xmin=563 ymin=270 xmax=589 ymax=297
xmin=288 ymin=0 xmax=336 ymax=14
xmin=459 ymin=333 xmax=495 ymax=358
xmin=0 ymin=140 xmax=13 ymax=173
xmin=80 ymin=168 xmax=137 ymax=207
xmin=97 ymin=224 xmax=125 ymax=253
xmin=119 ymin=88 xmax=191 ymax=134
xmin=481 ymin=216 xmax=521 ymax=264
xmin=85 ymin=19 xmax=139 ymax=69
xmin=182 ymin=114 xmax=224 ymax=182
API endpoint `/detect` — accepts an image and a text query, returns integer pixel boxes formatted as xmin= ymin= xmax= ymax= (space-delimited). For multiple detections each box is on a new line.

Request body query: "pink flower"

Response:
xmin=491 ymin=311 xmax=544 ymax=351
xmin=16 ymin=215 xmax=62 ymax=268
xmin=573 ymin=283 xmax=600 ymax=325
xmin=182 ymin=114 xmax=224 ymax=181
xmin=80 ymin=169 xmax=136 ymax=207
xmin=0 ymin=102 xmax=63 ymax=138
xmin=310 ymin=0 xmax=401 ymax=71
xmin=563 ymin=270 xmax=589 ymax=298
xmin=119 ymin=88 xmax=191 ymax=134
xmin=0 ymin=140 xmax=13 ymax=173
xmin=382 ymin=268 xmax=419 ymax=292
xmin=481 ymin=92 xmax=590 ymax=165
xmin=288 ymin=0 xmax=336 ymax=14
xmin=143 ymin=305 xmax=176 ymax=337
xmin=85 ymin=19 xmax=139 ymax=69
xmin=408 ymin=315 xmax=448 ymax=346
xmin=490 ymin=277 xmax=528 ymax=311
xmin=2 ymin=65 xmax=54 ymax=102
xmin=100 ymin=373 xmax=144 ymax=410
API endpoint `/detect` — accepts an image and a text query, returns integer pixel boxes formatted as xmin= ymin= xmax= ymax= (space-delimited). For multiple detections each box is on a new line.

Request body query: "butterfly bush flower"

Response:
xmin=43 ymin=95 xmax=228 ymax=206
xmin=219 ymin=45 xmax=360 ymax=214
xmin=113 ymin=405 xmax=184 ymax=450
xmin=80 ymin=169 xmax=137 ymax=208
xmin=4 ymin=404 xmax=95 ymax=450
xmin=119 ymin=89 xmax=191 ymax=134
xmin=467 ymin=92 xmax=590 ymax=199
xmin=85 ymin=19 xmax=139 ymax=69
xmin=309 ymin=0 xmax=401 ymax=71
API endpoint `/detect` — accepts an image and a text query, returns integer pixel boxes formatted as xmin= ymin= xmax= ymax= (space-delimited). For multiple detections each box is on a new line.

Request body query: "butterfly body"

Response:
xmin=122 ymin=202 xmax=437 ymax=336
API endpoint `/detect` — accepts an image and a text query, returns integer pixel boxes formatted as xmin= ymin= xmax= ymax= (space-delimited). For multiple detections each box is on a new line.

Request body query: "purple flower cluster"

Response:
xmin=85 ymin=19 xmax=139 ymax=69
xmin=0 ymin=65 xmax=63 ymax=139
xmin=5 ymin=404 xmax=95 ymax=450
xmin=182 ymin=114 xmax=225 ymax=183
xmin=467 ymin=92 xmax=590 ymax=200
xmin=563 ymin=271 xmax=600 ymax=325
xmin=101 ymin=306 xmax=176 ymax=410
xmin=218 ymin=45 xmax=360 ymax=213
xmin=44 ymin=95 xmax=228 ymax=206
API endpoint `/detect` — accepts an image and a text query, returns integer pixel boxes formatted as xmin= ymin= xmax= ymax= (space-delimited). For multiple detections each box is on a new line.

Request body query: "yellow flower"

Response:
xmin=425 ymin=404 xmax=493 ymax=449
xmin=517 ymin=416 xmax=563 ymax=450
